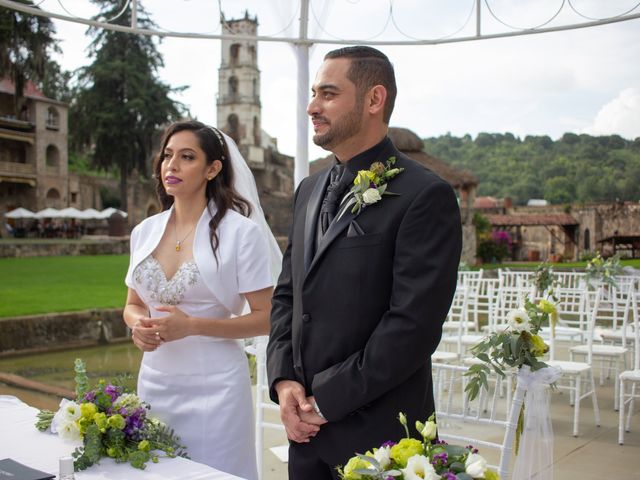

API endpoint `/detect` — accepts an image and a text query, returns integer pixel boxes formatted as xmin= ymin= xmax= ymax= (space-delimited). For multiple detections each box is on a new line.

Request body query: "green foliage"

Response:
xmin=465 ymin=299 xmax=554 ymax=402
xmin=585 ymin=252 xmax=622 ymax=288
xmin=477 ymin=238 xmax=509 ymax=263
xmin=0 ymin=0 xmax=59 ymax=115
xmin=423 ymin=132 xmax=640 ymax=204
xmin=70 ymin=0 xmax=184 ymax=211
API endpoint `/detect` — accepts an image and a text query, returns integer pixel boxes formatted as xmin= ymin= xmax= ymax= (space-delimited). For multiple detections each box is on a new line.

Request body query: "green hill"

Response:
xmin=423 ymin=133 xmax=640 ymax=205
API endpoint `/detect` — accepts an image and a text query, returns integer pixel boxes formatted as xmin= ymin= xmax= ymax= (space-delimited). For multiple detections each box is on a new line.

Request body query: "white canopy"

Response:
xmin=57 ymin=207 xmax=87 ymax=219
xmin=82 ymin=208 xmax=103 ymax=220
xmin=35 ymin=208 xmax=62 ymax=219
xmin=5 ymin=207 xmax=36 ymax=219
xmin=99 ymin=207 xmax=128 ymax=219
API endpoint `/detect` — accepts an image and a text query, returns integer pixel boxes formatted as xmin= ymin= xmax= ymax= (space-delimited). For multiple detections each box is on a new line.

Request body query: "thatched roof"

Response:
xmin=309 ymin=127 xmax=477 ymax=190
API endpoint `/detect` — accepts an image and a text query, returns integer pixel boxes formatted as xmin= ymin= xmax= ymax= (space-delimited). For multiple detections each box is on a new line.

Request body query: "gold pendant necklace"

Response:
xmin=174 ymin=216 xmax=196 ymax=252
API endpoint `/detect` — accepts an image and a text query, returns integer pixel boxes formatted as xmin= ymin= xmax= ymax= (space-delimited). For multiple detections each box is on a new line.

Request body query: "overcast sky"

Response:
xmin=43 ymin=0 xmax=640 ymax=159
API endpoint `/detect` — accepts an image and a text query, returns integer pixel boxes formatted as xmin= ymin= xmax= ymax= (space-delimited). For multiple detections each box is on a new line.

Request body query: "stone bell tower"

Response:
xmin=217 ymin=11 xmax=264 ymax=163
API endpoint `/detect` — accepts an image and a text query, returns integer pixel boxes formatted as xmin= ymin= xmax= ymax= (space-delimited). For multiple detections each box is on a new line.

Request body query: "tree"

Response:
xmin=0 ymin=0 xmax=59 ymax=116
xmin=72 ymin=0 xmax=183 ymax=212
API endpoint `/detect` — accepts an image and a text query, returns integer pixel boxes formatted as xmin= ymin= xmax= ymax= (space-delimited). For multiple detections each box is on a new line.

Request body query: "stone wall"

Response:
xmin=0 ymin=308 xmax=128 ymax=356
xmin=0 ymin=239 xmax=129 ymax=258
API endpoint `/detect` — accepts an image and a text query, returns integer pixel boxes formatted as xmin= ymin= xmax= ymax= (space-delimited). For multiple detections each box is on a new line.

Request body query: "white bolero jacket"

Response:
xmin=125 ymin=204 xmax=273 ymax=316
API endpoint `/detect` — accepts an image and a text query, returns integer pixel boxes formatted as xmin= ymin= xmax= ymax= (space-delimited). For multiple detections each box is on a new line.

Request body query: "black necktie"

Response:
xmin=320 ymin=163 xmax=348 ymax=235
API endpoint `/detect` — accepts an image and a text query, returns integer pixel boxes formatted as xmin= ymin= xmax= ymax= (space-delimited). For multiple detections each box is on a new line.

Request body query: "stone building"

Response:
xmin=477 ymin=199 xmax=640 ymax=261
xmin=216 ymin=11 xmax=294 ymax=238
xmin=309 ymin=127 xmax=479 ymax=265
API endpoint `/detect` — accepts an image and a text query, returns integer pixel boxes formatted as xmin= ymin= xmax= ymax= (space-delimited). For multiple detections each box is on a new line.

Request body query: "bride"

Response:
xmin=123 ymin=120 xmax=281 ymax=479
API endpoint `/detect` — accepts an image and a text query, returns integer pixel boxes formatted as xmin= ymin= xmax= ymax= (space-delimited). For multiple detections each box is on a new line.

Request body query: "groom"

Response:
xmin=267 ymin=46 xmax=462 ymax=478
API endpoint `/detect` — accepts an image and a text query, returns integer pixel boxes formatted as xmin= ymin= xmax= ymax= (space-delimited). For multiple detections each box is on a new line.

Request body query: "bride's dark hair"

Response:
xmin=153 ymin=120 xmax=252 ymax=260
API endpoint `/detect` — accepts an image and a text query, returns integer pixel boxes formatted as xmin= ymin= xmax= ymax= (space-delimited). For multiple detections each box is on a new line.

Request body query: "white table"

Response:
xmin=0 ymin=396 xmax=243 ymax=479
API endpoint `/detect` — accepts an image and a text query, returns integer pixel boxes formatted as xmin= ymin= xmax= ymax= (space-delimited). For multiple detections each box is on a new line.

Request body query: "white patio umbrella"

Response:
xmin=35 ymin=208 xmax=62 ymax=219
xmin=5 ymin=207 xmax=36 ymax=219
xmin=99 ymin=207 xmax=128 ymax=219
xmin=57 ymin=207 xmax=87 ymax=219
xmin=82 ymin=208 xmax=103 ymax=220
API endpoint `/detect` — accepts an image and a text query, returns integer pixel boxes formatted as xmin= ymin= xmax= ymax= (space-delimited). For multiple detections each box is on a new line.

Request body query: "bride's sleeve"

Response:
xmin=124 ymin=224 xmax=140 ymax=288
xmin=236 ymin=220 xmax=274 ymax=294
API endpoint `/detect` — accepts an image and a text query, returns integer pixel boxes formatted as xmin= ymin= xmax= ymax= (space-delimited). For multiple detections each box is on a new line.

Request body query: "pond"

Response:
xmin=0 ymin=342 xmax=142 ymax=411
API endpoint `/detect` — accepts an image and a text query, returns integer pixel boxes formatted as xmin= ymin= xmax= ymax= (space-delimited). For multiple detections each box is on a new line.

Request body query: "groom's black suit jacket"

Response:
xmin=267 ymin=137 xmax=462 ymax=468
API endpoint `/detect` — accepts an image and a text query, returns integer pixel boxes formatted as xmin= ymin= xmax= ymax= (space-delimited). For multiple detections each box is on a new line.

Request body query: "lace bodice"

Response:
xmin=133 ymin=256 xmax=199 ymax=305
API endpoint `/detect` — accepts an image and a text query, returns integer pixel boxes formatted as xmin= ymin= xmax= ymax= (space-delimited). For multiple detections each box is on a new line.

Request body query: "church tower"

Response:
xmin=217 ymin=11 xmax=264 ymax=163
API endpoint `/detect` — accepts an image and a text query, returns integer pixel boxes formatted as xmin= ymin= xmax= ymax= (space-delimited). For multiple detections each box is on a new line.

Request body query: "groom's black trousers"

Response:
xmin=288 ymin=441 xmax=341 ymax=480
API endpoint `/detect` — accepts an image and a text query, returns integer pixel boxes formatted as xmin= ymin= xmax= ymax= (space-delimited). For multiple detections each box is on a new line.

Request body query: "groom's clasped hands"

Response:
xmin=275 ymin=380 xmax=327 ymax=443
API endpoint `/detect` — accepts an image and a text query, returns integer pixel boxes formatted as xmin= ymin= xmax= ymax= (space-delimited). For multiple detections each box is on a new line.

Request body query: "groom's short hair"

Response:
xmin=324 ymin=46 xmax=397 ymax=124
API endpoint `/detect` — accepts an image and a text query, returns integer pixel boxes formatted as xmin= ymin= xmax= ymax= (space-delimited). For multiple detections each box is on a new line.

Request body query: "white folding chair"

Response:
xmin=546 ymin=289 xmax=601 ymax=436
xmin=570 ymin=284 xmax=630 ymax=409
xmin=619 ymin=287 xmax=640 ymax=444
xmin=245 ymin=336 xmax=287 ymax=478
xmin=432 ymin=363 xmax=523 ymax=480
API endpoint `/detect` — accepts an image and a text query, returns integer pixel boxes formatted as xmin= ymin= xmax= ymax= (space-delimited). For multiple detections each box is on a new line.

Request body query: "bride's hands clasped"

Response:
xmin=138 ymin=305 xmax=193 ymax=343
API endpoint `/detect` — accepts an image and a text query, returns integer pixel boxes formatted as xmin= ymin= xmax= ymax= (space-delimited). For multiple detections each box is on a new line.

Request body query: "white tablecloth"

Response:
xmin=0 ymin=396 xmax=243 ymax=479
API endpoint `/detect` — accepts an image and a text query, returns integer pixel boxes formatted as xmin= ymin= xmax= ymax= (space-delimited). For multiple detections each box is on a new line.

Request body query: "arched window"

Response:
xmin=253 ymin=116 xmax=260 ymax=146
xmin=584 ymin=228 xmax=591 ymax=251
xmin=46 ymin=188 xmax=61 ymax=208
xmin=46 ymin=107 xmax=60 ymax=129
xmin=46 ymin=145 xmax=60 ymax=168
xmin=230 ymin=43 xmax=240 ymax=66
xmin=228 ymin=76 xmax=239 ymax=96
xmin=227 ymin=114 xmax=240 ymax=144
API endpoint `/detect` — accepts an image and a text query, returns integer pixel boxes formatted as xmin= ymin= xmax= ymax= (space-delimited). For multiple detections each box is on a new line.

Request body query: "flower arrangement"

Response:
xmin=336 ymin=156 xmax=404 ymax=220
xmin=585 ymin=252 xmax=622 ymax=288
xmin=35 ymin=358 xmax=187 ymax=471
xmin=530 ymin=262 xmax=557 ymax=298
xmin=339 ymin=412 xmax=499 ymax=480
xmin=465 ymin=299 xmax=556 ymax=402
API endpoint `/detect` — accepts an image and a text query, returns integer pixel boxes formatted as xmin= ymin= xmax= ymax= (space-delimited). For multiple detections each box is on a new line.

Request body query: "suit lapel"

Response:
xmin=303 ymin=166 xmax=332 ymax=273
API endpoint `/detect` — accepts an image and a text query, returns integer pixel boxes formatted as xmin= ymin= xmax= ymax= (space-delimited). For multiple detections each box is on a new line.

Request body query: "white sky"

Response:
xmin=43 ymin=0 xmax=640 ymax=159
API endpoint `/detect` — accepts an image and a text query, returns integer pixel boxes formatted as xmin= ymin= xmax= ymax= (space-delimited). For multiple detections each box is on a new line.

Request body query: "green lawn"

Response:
xmin=0 ymin=255 xmax=129 ymax=318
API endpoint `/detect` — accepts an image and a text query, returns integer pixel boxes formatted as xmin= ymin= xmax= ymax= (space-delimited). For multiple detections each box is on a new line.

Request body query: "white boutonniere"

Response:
xmin=336 ymin=156 xmax=404 ymax=221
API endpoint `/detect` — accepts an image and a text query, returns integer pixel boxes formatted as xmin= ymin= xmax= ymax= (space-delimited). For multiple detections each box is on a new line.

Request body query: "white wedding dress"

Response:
xmin=132 ymin=255 xmax=258 ymax=480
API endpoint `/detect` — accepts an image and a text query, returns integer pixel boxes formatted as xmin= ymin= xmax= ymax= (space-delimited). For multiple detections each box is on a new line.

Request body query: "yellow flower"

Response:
xmin=138 ymin=440 xmax=151 ymax=452
xmin=530 ymin=334 xmax=549 ymax=357
xmin=93 ymin=412 xmax=108 ymax=432
xmin=341 ymin=455 xmax=372 ymax=479
xmin=354 ymin=170 xmax=376 ymax=186
xmin=538 ymin=299 xmax=557 ymax=315
xmin=390 ymin=438 xmax=423 ymax=468
xmin=107 ymin=413 xmax=126 ymax=430
xmin=485 ymin=469 xmax=501 ymax=480
xmin=80 ymin=402 xmax=97 ymax=419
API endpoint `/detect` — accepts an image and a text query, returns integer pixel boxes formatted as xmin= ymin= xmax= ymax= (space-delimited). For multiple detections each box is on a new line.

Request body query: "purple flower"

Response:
xmin=104 ymin=385 xmax=120 ymax=402
xmin=84 ymin=391 xmax=96 ymax=402
xmin=441 ymin=473 xmax=456 ymax=480
xmin=381 ymin=440 xmax=397 ymax=448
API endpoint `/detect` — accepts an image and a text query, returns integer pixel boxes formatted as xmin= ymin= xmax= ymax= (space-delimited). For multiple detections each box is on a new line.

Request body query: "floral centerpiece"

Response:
xmin=35 ymin=358 xmax=186 ymax=471
xmin=337 ymin=156 xmax=404 ymax=220
xmin=339 ymin=412 xmax=499 ymax=480
xmin=530 ymin=262 xmax=557 ymax=299
xmin=585 ymin=252 xmax=622 ymax=288
xmin=465 ymin=299 xmax=555 ymax=402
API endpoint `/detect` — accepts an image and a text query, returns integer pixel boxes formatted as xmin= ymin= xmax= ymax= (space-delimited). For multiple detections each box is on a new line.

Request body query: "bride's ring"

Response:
xmin=155 ymin=331 xmax=161 ymax=340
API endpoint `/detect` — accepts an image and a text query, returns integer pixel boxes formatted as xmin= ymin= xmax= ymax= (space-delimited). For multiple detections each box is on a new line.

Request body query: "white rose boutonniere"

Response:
xmin=336 ymin=156 xmax=404 ymax=221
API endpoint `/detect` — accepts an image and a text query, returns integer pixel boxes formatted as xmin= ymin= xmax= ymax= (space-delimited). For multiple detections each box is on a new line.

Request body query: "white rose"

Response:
xmin=373 ymin=445 xmax=391 ymax=469
xmin=51 ymin=399 xmax=82 ymax=443
xmin=401 ymin=454 xmax=439 ymax=480
xmin=465 ymin=452 xmax=488 ymax=478
xmin=420 ymin=420 xmax=438 ymax=441
xmin=362 ymin=188 xmax=382 ymax=205
xmin=507 ymin=308 xmax=531 ymax=333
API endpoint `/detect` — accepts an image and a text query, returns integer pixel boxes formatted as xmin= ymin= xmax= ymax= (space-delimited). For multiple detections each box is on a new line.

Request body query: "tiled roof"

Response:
xmin=0 ymin=78 xmax=47 ymax=99
xmin=487 ymin=214 xmax=578 ymax=226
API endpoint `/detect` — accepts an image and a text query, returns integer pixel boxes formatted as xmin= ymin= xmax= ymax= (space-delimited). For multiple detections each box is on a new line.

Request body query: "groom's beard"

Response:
xmin=312 ymin=101 xmax=364 ymax=151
